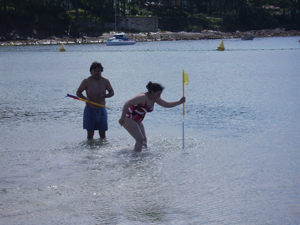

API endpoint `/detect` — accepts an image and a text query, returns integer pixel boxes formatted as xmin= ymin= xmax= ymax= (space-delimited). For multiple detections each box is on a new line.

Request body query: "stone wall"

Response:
xmin=118 ymin=16 xmax=158 ymax=32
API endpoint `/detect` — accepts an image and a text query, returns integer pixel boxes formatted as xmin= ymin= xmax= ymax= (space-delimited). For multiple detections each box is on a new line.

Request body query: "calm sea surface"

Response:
xmin=1 ymin=37 xmax=300 ymax=224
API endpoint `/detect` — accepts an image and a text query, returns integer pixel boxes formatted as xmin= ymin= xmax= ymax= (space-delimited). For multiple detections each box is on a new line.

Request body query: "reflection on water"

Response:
xmin=0 ymin=37 xmax=300 ymax=224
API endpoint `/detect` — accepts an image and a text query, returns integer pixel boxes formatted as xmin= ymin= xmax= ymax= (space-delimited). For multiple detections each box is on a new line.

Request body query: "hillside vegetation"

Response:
xmin=1 ymin=0 xmax=299 ymax=40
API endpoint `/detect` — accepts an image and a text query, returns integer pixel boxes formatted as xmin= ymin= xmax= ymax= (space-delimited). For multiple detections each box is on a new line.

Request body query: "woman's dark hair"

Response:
xmin=90 ymin=61 xmax=103 ymax=72
xmin=146 ymin=82 xmax=164 ymax=93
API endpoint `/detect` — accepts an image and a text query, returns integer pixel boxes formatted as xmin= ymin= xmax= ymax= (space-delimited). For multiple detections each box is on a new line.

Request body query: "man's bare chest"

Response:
xmin=87 ymin=80 xmax=106 ymax=94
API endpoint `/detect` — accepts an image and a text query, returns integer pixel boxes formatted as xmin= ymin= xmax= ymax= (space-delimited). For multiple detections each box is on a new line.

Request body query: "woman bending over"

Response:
xmin=119 ymin=82 xmax=185 ymax=152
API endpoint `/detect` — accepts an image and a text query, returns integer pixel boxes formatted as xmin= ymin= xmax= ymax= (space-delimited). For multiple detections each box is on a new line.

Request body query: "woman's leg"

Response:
xmin=138 ymin=122 xmax=147 ymax=148
xmin=123 ymin=118 xmax=144 ymax=152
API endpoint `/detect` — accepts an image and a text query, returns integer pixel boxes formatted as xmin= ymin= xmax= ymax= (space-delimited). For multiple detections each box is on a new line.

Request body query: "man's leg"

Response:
xmin=99 ymin=131 xmax=106 ymax=139
xmin=98 ymin=108 xmax=107 ymax=139
xmin=87 ymin=131 xmax=94 ymax=140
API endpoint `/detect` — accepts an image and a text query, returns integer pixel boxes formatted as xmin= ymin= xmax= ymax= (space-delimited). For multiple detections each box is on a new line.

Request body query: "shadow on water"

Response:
xmin=73 ymin=133 xmax=200 ymax=176
xmin=79 ymin=138 xmax=110 ymax=150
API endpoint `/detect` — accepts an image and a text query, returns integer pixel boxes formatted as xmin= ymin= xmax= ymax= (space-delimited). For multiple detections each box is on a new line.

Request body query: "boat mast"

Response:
xmin=114 ymin=0 xmax=118 ymax=32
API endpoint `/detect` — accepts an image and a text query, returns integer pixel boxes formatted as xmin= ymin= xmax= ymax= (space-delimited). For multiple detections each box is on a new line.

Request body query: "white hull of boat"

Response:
xmin=105 ymin=39 xmax=136 ymax=46
xmin=241 ymin=35 xmax=255 ymax=40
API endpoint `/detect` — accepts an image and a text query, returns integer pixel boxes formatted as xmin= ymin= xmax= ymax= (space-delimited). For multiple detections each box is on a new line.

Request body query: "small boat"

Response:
xmin=241 ymin=34 xmax=255 ymax=40
xmin=105 ymin=33 xmax=136 ymax=46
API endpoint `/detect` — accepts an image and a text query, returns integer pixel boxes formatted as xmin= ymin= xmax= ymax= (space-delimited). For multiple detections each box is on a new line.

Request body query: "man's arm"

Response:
xmin=105 ymin=80 xmax=114 ymax=98
xmin=76 ymin=79 xmax=89 ymax=100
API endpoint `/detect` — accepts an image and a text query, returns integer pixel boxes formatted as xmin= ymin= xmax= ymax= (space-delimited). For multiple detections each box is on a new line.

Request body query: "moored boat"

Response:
xmin=105 ymin=33 xmax=136 ymax=46
xmin=241 ymin=34 xmax=255 ymax=40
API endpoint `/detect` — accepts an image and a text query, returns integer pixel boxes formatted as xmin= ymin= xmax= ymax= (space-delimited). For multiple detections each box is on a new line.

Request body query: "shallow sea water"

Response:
xmin=0 ymin=37 xmax=300 ymax=224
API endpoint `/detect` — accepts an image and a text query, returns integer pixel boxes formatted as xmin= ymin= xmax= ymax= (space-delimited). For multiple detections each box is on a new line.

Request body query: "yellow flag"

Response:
xmin=183 ymin=70 xmax=189 ymax=85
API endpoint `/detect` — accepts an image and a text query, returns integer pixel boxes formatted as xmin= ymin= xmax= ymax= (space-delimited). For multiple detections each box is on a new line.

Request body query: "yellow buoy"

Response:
xmin=217 ymin=40 xmax=225 ymax=51
xmin=10 ymin=42 xmax=14 ymax=46
xmin=59 ymin=44 xmax=66 ymax=52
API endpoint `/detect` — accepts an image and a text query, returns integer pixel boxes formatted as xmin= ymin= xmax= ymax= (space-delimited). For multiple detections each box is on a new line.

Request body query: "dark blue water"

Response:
xmin=1 ymin=36 xmax=300 ymax=224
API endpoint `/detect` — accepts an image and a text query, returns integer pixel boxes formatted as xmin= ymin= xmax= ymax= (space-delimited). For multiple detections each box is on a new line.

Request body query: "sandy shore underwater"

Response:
xmin=1 ymin=28 xmax=300 ymax=46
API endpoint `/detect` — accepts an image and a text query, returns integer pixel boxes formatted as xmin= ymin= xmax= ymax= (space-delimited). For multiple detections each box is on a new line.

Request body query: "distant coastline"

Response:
xmin=1 ymin=28 xmax=300 ymax=46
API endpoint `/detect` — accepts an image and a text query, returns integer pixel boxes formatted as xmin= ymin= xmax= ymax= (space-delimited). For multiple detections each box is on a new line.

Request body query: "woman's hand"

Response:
xmin=180 ymin=96 xmax=186 ymax=103
xmin=119 ymin=118 xmax=125 ymax=126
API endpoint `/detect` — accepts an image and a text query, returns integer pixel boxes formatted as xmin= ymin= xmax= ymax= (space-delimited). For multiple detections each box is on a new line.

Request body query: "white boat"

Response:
xmin=241 ymin=34 xmax=255 ymax=40
xmin=105 ymin=33 xmax=136 ymax=46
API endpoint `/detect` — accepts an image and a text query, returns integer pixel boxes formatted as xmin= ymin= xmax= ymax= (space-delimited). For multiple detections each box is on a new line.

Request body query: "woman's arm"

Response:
xmin=156 ymin=96 xmax=185 ymax=108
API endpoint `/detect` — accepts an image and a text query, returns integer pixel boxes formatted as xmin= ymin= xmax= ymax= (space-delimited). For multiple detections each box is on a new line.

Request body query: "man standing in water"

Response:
xmin=77 ymin=62 xmax=114 ymax=140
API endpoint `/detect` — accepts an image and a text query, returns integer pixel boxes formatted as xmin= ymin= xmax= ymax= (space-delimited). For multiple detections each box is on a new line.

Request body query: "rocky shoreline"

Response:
xmin=1 ymin=28 xmax=300 ymax=46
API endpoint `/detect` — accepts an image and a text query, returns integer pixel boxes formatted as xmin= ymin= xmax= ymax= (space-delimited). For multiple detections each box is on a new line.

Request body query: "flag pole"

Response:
xmin=182 ymin=70 xmax=185 ymax=149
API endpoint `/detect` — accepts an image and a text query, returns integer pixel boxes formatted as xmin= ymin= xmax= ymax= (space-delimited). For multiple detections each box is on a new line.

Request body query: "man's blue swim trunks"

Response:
xmin=83 ymin=105 xmax=108 ymax=131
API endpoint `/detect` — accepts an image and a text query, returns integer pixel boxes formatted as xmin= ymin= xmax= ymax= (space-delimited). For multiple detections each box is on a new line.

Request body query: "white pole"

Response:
xmin=182 ymin=120 xmax=185 ymax=149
